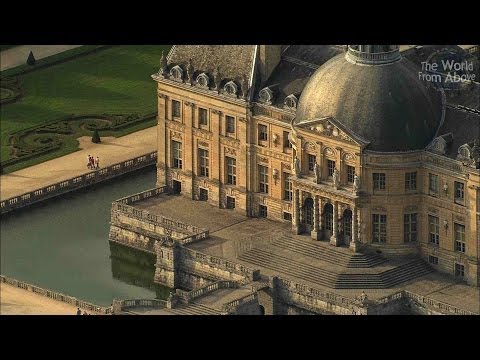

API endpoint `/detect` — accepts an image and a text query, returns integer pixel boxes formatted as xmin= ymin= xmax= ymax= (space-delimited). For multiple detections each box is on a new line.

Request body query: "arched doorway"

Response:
xmin=324 ymin=203 xmax=333 ymax=237
xmin=303 ymin=197 xmax=314 ymax=232
xmin=343 ymin=209 xmax=352 ymax=245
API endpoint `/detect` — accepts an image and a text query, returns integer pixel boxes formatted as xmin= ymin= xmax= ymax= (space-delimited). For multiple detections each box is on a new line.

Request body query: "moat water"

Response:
xmin=0 ymin=167 xmax=170 ymax=306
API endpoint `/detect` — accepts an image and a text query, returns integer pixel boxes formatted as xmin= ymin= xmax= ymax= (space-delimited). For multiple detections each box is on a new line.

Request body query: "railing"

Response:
xmin=403 ymin=291 xmax=477 ymax=315
xmin=1 ymin=151 xmax=158 ymax=214
xmin=178 ymin=280 xmax=238 ymax=304
xmin=182 ymin=247 xmax=260 ymax=282
xmin=346 ymin=47 xmax=401 ymax=64
xmin=112 ymin=190 xmax=209 ymax=240
xmin=0 ymin=275 xmax=112 ymax=314
xmin=115 ymin=186 xmax=167 ymax=206
xmin=277 ymin=277 xmax=363 ymax=308
xmin=117 ymin=299 xmax=167 ymax=311
xmin=222 ymin=292 xmax=259 ymax=313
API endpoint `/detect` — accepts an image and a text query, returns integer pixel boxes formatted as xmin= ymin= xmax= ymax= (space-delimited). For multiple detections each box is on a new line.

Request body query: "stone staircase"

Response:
xmin=335 ymin=259 xmax=434 ymax=289
xmin=168 ymin=303 xmax=221 ymax=315
xmin=272 ymin=235 xmax=386 ymax=268
xmin=238 ymin=247 xmax=433 ymax=289
xmin=239 ymin=248 xmax=338 ymax=288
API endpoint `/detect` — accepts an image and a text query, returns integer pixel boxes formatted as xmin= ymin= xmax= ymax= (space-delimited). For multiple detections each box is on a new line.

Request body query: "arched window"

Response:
xmin=284 ymin=94 xmax=298 ymax=110
xmin=196 ymin=73 xmax=209 ymax=88
xmin=170 ymin=65 xmax=183 ymax=82
xmin=259 ymin=87 xmax=273 ymax=105
xmin=224 ymin=81 xmax=238 ymax=96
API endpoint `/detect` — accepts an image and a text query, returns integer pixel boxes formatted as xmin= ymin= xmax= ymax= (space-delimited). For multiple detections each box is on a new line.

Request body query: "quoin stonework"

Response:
xmin=109 ymin=45 xmax=480 ymax=315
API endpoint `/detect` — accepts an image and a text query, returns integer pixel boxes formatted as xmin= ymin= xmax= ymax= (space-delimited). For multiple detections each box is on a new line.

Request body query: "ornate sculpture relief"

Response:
xmin=293 ymin=156 xmax=301 ymax=177
xmin=313 ymin=162 xmax=320 ymax=184
xmin=186 ymin=59 xmax=195 ymax=85
xmin=284 ymin=94 xmax=298 ymax=110
xmin=158 ymin=51 xmax=168 ymax=76
xmin=332 ymin=168 xmax=340 ymax=189
xmin=353 ymin=174 xmax=360 ymax=194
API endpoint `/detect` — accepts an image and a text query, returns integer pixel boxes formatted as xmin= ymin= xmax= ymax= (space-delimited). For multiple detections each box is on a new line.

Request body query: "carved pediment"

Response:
xmin=296 ymin=117 xmax=368 ymax=146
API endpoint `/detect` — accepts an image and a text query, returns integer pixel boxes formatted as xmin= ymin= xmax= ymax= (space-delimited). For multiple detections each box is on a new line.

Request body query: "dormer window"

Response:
xmin=196 ymin=73 xmax=209 ymax=88
xmin=284 ymin=94 xmax=298 ymax=110
xmin=259 ymin=87 xmax=273 ymax=105
xmin=170 ymin=65 xmax=183 ymax=82
xmin=457 ymin=144 xmax=471 ymax=160
xmin=224 ymin=81 xmax=238 ymax=96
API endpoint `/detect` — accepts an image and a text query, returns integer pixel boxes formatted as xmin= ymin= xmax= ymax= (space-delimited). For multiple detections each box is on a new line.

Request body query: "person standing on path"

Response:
xmin=87 ymin=155 xmax=91 ymax=169
xmin=76 ymin=307 xmax=81 ymax=315
xmin=95 ymin=156 xmax=99 ymax=169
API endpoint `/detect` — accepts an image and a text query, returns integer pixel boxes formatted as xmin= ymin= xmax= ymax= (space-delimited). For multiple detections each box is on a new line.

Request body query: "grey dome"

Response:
xmin=295 ymin=53 xmax=442 ymax=152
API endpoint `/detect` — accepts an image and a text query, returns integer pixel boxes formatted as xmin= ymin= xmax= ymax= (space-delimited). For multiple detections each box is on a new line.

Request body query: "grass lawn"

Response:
xmin=0 ymin=45 xmax=171 ymax=169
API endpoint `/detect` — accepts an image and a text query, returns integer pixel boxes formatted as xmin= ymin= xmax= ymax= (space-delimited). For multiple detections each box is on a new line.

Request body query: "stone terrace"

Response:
xmin=133 ymin=195 xmax=479 ymax=313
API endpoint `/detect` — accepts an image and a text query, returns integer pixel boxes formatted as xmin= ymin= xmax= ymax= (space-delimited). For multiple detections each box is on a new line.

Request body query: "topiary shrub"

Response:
xmin=92 ymin=129 xmax=101 ymax=143
xmin=27 ymin=51 xmax=36 ymax=66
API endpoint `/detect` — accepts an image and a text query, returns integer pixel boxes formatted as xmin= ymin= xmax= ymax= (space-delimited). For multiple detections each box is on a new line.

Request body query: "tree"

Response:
xmin=26 ymin=51 xmax=36 ymax=66
xmin=92 ymin=129 xmax=101 ymax=143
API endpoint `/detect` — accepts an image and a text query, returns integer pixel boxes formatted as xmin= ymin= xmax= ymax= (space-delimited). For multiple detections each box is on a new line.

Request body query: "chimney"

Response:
xmin=258 ymin=45 xmax=282 ymax=85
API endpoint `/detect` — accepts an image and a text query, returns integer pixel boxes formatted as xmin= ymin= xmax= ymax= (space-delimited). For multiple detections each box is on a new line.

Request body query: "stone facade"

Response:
xmin=152 ymin=45 xmax=480 ymax=287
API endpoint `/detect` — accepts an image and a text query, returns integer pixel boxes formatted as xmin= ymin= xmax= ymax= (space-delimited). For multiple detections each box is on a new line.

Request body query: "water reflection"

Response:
xmin=1 ymin=166 xmax=169 ymax=306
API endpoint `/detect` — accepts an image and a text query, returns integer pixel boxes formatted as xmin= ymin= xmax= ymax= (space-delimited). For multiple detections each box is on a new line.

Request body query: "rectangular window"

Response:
xmin=372 ymin=214 xmax=387 ymax=243
xmin=199 ymin=188 xmax=208 ymax=201
xmin=226 ymin=196 xmax=236 ymax=209
xmin=172 ymin=100 xmax=181 ymax=117
xmin=429 ymin=173 xmax=438 ymax=194
xmin=259 ymin=205 xmax=268 ymax=218
xmin=454 ymin=223 xmax=466 ymax=253
xmin=405 ymin=172 xmax=417 ymax=191
xmin=226 ymin=115 xmax=235 ymax=134
xmin=455 ymin=181 xmax=465 ymax=203
xmin=455 ymin=263 xmax=464 ymax=278
xmin=429 ymin=255 xmax=439 ymax=265
xmin=347 ymin=165 xmax=355 ymax=184
xmin=283 ymin=131 xmax=292 ymax=148
xmin=404 ymin=213 xmax=417 ymax=242
xmin=283 ymin=212 xmax=292 ymax=222
xmin=283 ymin=173 xmax=292 ymax=201
xmin=226 ymin=157 xmax=236 ymax=185
xmin=308 ymin=154 xmax=316 ymax=172
xmin=327 ymin=160 xmax=336 ymax=177
xmin=258 ymin=124 xmax=268 ymax=142
xmin=171 ymin=140 xmax=182 ymax=169
xmin=198 ymin=108 xmax=208 ymax=126
xmin=373 ymin=173 xmax=386 ymax=190
xmin=428 ymin=215 xmax=440 ymax=245
xmin=258 ymin=165 xmax=269 ymax=194
xmin=199 ymin=148 xmax=209 ymax=177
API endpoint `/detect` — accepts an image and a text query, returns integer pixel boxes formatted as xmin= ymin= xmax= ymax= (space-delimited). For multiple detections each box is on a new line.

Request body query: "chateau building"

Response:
xmin=152 ymin=45 xmax=480 ymax=287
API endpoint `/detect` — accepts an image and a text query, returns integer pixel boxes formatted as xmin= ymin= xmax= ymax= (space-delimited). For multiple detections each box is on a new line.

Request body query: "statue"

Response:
xmin=353 ymin=174 xmax=360 ymax=194
xmin=213 ymin=66 xmax=222 ymax=93
xmin=186 ymin=58 xmax=195 ymax=85
xmin=293 ymin=156 xmax=301 ymax=177
xmin=159 ymin=51 xmax=168 ymax=76
xmin=360 ymin=290 xmax=368 ymax=304
xmin=241 ymin=74 xmax=249 ymax=99
xmin=332 ymin=168 xmax=340 ymax=189
xmin=313 ymin=162 xmax=320 ymax=184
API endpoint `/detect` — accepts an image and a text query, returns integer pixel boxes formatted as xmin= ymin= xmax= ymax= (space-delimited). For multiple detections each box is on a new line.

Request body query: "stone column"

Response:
xmin=350 ymin=205 xmax=359 ymax=252
xmin=292 ymin=189 xmax=301 ymax=234
xmin=311 ymin=195 xmax=321 ymax=240
xmin=330 ymin=200 xmax=340 ymax=246
xmin=156 ymin=93 xmax=168 ymax=187
xmin=318 ymin=197 xmax=323 ymax=239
